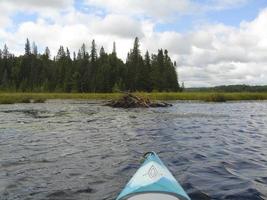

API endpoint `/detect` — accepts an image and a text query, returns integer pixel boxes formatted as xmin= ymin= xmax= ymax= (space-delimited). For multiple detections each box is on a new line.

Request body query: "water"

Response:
xmin=0 ymin=100 xmax=267 ymax=200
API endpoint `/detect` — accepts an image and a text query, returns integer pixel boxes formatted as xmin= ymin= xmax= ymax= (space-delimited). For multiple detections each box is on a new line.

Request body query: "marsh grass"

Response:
xmin=205 ymin=93 xmax=227 ymax=102
xmin=0 ymin=92 xmax=267 ymax=104
xmin=0 ymin=95 xmax=31 ymax=104
xmin=141 ymin=92 xmax=267 ymax=101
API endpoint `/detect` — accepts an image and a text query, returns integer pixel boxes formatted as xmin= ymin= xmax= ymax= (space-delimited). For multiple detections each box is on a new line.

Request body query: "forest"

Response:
xmin=0 ymin=37 xmax=180 ymax=93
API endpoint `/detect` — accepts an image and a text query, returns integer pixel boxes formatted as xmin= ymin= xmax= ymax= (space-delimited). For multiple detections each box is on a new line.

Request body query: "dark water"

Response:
xmin=0 ymin=100 xmax=267 ymax=200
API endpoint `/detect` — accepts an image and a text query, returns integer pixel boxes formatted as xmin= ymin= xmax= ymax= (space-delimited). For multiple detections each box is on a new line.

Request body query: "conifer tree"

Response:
xmin=0 ymin=37 xmax=180 ymax=92
xmin=91 ymin=40 xmax=97 ymax=64
xmin=80 ymin=43 xmax=87 ymax=59
xmin=3 ymin=44 xmax=9 ymax=58
xmin=44 ymin=47 xmax=50 ymax=59
xmin=112 ymin=41 xmax=116 ymax=56
xmin=32 ymin=42 xmax=38 ymax=56
xmin=66 ymin=48 xmax=71 ymax=59
xmin=99 ymin=46 xmax=105 ymax=57
xmin=25 ymin=38 xmax=31 ymax=56
xmin=126 ymin=37 xmax=143 ymax=91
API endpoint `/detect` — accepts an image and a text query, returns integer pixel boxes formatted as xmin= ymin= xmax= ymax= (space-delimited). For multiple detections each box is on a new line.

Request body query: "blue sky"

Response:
xmin=0 ymin=0 xmax=267 ymax=86
xmin=155 ymin=0 xmax=267 ymax=32
xmin=207 ymin=0 xmax=267 ymax=26
xmin=2 ymin=0 xmax=267 ymax=38
xmin=73 ymin=0 xmax=267 ymax=31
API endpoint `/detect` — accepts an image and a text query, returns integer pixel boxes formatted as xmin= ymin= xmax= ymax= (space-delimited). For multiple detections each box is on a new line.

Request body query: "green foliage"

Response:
xmin=0 ymin=38 xmax=181 ymax=93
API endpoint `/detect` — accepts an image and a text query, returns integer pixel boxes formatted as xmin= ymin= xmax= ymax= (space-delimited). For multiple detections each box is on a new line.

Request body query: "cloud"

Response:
xmin=177 ymin=9 xmax=267 ymax=86
xmin=86 ymin=0 xmax=193 ymax=18
xmin=0 ymin=0 xmax=74 ymax=28
xmin=1 ymin=11 xmax=146 ymax=60
xmin=8 ymin=19 xmax=91 ymax=56
xmin=0 ymin=0 xmax=73 ymax=10
xmin=85 ymin=0 xmax=249 ymax=20
xmin=135 ymin=8 xmax=267 ymax=86
xmin=92 ymin=14 xmax=145 ymax=38
xmin=201 ymin=0 xmax=249 ymax=11
xmin=0 ymin=8 xmax=11 ymax=28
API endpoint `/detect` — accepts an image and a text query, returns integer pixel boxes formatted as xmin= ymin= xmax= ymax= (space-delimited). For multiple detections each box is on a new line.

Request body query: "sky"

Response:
xmin=0 ymin=0 xmax=267 ymax=87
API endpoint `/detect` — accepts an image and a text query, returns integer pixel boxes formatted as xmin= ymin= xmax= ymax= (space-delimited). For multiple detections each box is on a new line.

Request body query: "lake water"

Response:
xmin=0 ymin=100 xmax=267 ymax=200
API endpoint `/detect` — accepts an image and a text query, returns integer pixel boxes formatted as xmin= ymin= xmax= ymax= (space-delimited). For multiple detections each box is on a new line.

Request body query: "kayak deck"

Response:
xmin=127 ymin=193 xmax=182 ymax=200
xmin=116 ymin=152 xmax=191 ymax=200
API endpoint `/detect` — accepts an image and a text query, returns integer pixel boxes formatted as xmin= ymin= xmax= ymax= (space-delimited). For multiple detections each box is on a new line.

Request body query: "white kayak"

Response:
xmin=116 ymin=152 xmax=191 ymax=200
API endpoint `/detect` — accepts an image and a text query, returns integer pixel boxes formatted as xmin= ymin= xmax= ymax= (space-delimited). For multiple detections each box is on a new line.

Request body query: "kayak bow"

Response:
xmin=116 ymin=152 xmax=191 ymax=200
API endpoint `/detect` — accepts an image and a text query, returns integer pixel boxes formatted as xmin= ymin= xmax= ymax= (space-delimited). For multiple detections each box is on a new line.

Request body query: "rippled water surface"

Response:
xmin=0 ymin=100 xmax=267 ymax=200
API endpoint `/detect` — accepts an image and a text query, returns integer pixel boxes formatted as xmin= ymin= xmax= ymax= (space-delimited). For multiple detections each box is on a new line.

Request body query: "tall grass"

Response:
xmin=137 ymin=92 xmax=267 ymax=102
xmin=1 ymin=92 xmax=267 ymax=104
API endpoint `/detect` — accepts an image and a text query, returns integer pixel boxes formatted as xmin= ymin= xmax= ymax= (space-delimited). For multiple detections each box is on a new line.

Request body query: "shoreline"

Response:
xmin=1 ymin=92 xmax=267 ymax=104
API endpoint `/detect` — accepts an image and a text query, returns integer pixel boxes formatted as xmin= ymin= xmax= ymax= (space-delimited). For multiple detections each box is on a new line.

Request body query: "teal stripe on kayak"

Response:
xmin=116 ymin=152 xmax=191 ymax=200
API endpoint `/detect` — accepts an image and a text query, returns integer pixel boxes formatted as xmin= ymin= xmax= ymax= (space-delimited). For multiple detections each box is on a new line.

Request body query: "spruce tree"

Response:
xmin=0 ymin=37 xmax=180 ymax=93
xmin=100 ymin=46 xmax=105 ymax=57
xmin=66 ymin=48 xmax=71 ymax=59
xmin=77 ymin=50 xmax=82 ymax=60
xmin=3 ymin=44 xmax=9 ymax=58
xmin=32 ymin=42 xmax=38 ymax=56
xmin=25 ymin=38 xmax=31 ymax=56
xmin=44 ymin=47 xmax=50 ymax=59
xmin=126 ymin=37 xmax=143 ymax=91
xmin=112 ymin=41 xmax=116 ymax=56
xmin=73 ymin=52 xmax=76 ymax=61
xmin=91 ymin=40 xmax=97 ymax=64
xmin=90 ymin=40 xmax=98 ymax=92
xmin=142 ymin=51 xmax=152 ymax=91
xmin=80 ymin=43 xmax=87 ymax=59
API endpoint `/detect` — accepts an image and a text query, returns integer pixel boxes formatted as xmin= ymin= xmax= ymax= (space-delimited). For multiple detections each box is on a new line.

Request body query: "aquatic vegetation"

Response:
xmin=0 ymin=96 xmax=30 ymax=104
xmin=0 ymin=94 xmax=46 ymax=104
xmin=138 ymin=92 xmax=267 ymax=102
xmin=205 ymin=93 xmax=227 ymax=102
xmin=0 ymin=92 xmax=267 ymax=104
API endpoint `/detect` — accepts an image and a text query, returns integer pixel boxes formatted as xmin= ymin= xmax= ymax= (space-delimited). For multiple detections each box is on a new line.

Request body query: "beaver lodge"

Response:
xmin=105 ymin=93 xmax=172 ymax=108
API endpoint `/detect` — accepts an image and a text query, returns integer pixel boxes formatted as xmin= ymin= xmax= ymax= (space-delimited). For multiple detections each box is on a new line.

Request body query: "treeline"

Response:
xmin=186 ymin=85 xmax=267 ymax=92
xmin=0 ymin=37 xmax=180 ymax=92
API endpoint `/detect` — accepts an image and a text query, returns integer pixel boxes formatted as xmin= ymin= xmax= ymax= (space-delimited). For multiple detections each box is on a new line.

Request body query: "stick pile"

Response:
xmin=105 ymin=93 xmax=172 ymax=108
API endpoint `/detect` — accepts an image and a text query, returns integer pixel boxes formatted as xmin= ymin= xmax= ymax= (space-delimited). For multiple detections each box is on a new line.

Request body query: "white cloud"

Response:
xmin=203 ymin=0 xmax=249 ymax=10
xmin=1 ymin=11 xmax=146 ymax=60
xmin=0 ymin=0 xmax=73 ymax=10
xmin=85 ymin=0 xmax=249 ymax=20
xmin=0 ymin=0 xmax=74 ymax=28
xmin=86 ymin=0 xmax=193 ymax=18
xmin=140 ymin=8 xmax=267 ymax=86
xmin=92 ymin=14 xmax=144 ymax=38
xmin=0 ymin=12 xmax=11 ymax=28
